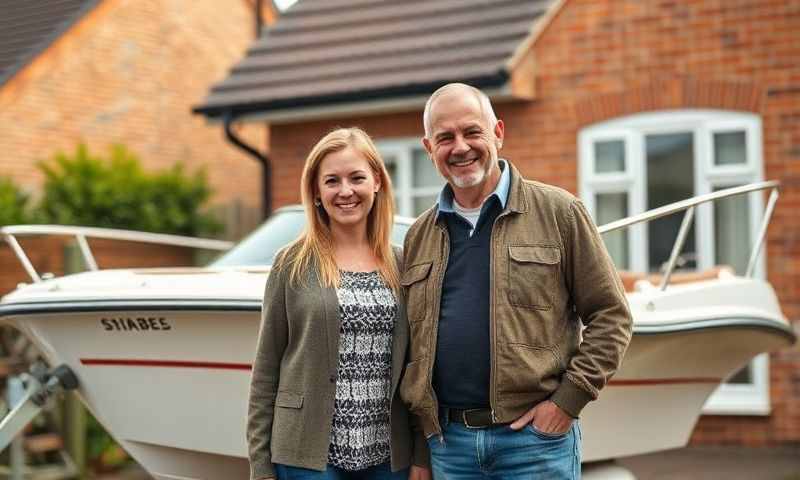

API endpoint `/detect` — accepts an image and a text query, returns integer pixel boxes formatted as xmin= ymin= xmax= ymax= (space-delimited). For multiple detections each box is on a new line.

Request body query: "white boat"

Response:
xmin=0 ymin=181 xmax=794 ymax=480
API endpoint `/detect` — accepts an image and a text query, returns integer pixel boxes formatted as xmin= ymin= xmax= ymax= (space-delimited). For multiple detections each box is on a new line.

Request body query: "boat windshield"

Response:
xmin=210 ymin=208 xmax=412 ymax=267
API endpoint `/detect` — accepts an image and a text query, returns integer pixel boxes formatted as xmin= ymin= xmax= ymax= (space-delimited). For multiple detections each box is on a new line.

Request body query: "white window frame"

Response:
xmin=377 ymin=138 xmax=443 ymax=217
xmin=579 ymin=110 xmax=770 ymax=415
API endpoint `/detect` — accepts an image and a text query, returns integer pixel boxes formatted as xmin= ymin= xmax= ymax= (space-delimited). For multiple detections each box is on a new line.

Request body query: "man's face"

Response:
xmin=423 ymin=91 xmax=504 ymax=192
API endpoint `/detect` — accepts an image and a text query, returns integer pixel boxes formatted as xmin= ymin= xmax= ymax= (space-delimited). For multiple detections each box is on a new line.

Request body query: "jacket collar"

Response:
xmin=505 ymin=161 xmax=528 ymax=214
xmin=435 ymin=159 xmax=512 ymax=220
xmin=433 ymin=159 xmax=527 ymax=225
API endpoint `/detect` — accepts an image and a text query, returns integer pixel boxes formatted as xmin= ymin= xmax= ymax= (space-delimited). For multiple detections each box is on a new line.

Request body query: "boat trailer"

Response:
xmin=0 ymin=364 xmax=79 ymax=452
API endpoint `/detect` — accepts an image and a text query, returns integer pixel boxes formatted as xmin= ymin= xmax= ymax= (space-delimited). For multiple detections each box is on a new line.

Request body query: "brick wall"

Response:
xmin=0 ymin=0 xmax=264 ymax=211
xmin=267 ymin=0 xmax=800 ymax=446
xmin=530 ymin=0 xmax=800 ymax=447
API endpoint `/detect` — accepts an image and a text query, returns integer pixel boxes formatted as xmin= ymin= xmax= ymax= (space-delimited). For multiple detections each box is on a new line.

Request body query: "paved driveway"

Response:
xmin=618 ymin=446 xmax=800 ymax=480
xmin=100 ymin=446 xmax=800 ymax=480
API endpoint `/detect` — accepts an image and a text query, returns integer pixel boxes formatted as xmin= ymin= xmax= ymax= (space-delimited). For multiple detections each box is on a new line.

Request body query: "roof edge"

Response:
xmin=196 ymin=86 xmax=529 ymax=126
xmin=0 ymin=0 xmax=104 ymax=88
xmin=194 ymin=72 xmax=511 ymax=123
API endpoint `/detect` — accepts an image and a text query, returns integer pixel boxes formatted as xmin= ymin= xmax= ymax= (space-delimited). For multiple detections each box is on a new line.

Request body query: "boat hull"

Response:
xmin=9 ymin=309 xmax=255 ymax=480
xmin=0 ymin=277 xmax=794 ymax=479
xmin=582 ymin=325 xmax=790 ymax=461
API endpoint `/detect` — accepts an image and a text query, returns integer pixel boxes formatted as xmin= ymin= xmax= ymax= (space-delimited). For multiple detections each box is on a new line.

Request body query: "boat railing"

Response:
xmin=1 ymin=181 xmax=780 ymax=289
xmin=0 ymin=225 xmax=234 ymax=284
xmin=597 ymin=180 xmax=780 ymax=291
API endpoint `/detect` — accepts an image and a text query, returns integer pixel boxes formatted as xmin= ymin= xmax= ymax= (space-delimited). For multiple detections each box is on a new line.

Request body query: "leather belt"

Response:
xmin=444 ymin=407 xmax=499 ymax=429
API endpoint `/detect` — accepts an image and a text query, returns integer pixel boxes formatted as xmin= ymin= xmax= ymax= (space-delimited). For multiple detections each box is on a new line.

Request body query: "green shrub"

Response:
xmin=33 ymin=144 xmax=223 ymax=474
xmin=86 ymin=412 xmax=130 ymax=474
xmin=37 ymin=144 xmax=221 ymax=236
xmin=0 ymin=177 xmax=30 ymax=226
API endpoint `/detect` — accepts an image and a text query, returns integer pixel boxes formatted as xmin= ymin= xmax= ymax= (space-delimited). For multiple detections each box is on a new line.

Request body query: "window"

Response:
xmin=579 ymin=110 xmax=770 ymax=415
xmin=377 ymin=139 xmax=445 ymax=217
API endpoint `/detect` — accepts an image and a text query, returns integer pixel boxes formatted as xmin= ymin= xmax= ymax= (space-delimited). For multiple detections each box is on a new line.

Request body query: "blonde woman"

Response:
xmin=247 ymin=128 xmax=430 ymax=480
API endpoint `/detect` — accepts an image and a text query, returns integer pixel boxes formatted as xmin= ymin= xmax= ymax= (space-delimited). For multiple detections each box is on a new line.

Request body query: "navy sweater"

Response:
xmin=433 ymin=197 xmax=502 ymax=409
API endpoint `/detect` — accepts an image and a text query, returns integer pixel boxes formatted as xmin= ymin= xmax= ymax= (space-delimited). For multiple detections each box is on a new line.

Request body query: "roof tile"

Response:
xmin=196 ymin=0 xmax=556 ymax=119
xmin=0 ymin=0 xmax=100 ymax=87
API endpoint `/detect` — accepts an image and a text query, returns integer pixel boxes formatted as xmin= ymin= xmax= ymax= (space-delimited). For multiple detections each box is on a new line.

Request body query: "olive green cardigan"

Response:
xmin=247 ymin=248 xmax=428 ymax=480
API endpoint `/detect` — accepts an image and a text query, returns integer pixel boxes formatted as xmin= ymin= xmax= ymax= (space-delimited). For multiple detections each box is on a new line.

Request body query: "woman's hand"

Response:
xmin=409 ymin=465 xmax=432 ymax=480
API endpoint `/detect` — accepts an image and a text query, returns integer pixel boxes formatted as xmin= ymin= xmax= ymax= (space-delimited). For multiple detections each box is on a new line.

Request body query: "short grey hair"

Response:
xmin=422 ymin=83 xmax=498 ymax=138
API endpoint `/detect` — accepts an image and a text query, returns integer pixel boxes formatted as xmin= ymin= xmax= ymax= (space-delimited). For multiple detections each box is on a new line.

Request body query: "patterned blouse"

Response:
xmin=328 ymin=270 xmax=397 ymax=471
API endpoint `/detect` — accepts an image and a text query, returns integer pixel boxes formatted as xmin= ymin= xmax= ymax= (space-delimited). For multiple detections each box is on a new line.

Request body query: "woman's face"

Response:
xmin=316 ymin=146 xmax=381 ymax=232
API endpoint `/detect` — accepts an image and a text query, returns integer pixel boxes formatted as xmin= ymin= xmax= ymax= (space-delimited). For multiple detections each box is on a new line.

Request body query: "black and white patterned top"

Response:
xmin=328 ymin=270 xmax=397 ymax=471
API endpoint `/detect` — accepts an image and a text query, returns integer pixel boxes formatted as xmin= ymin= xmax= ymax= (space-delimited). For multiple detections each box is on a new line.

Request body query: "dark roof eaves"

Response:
xmin=0 ymin=0 xmax=102 ymax=88
xmin=193 ymin=70 xmax=510 ymax=120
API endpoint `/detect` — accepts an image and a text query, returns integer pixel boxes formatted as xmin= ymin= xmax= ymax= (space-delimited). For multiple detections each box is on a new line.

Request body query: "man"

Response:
xmin=399 ymin=83 xmax=633 ymax=479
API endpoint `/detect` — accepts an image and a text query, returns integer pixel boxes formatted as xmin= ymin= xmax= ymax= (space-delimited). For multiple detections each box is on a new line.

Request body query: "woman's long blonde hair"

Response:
xmin=284 ymin=127 xmax=399 ymax=291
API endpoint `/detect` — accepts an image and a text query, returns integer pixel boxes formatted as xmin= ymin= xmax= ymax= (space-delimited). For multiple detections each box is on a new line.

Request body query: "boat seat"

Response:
xmin=617 ymin=265 xmax=736 ymax=292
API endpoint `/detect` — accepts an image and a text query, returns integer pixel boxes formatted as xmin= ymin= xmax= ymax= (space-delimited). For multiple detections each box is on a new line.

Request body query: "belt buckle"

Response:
xmin=461 ymin=408 xmax=488 ymax=429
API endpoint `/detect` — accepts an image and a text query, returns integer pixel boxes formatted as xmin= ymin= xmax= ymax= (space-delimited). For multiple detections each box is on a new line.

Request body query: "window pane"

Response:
xmin=596 ymin=193 xmax=629 ymax=269
xmin=714 ymin=131 xmax=747 ymax=166
xmin=714 ymin=186 xmax=751 ymax=275
xmin=594 ymin=140 xmax=626 ymax=173
xmin=646 ymin=133 xmax=696 ymax=273
xmin=383 ymin=155 xmax=399 ymax=186
xmin=412 ymin=149 xmax=441 ymax=187
xmin=380 ymin=155 xmax=401 ymax=213
xmin=413 ymin=195 xmax=438 ymax=216
xmin=714 ymin=189 xmax=753 ymax=387
xmin=727 ymin=364 xmax=753 ymax=384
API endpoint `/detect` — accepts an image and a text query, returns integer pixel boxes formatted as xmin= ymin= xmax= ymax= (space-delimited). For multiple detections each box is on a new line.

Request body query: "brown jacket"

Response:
xmin=399 ymin=163 xmax=633 ymax=437
xmin=248 ymin=247 xmax=427 ymax=480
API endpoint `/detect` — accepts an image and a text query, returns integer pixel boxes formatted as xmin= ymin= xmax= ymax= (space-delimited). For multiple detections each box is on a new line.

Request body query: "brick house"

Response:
xmin=0 ymin=0 xmax=276 ymax=209
xmin=0 ymin=0 xmax=277 ymax=292
xmin=196 ymin=0 xmax=800 ymax=446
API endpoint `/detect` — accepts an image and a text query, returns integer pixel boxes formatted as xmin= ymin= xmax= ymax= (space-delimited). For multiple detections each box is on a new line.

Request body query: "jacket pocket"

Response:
xmin=508 ymin=245 xmax=560 ymax=310
xmin=401 ymin=262 xmax=432 ymax=323
xmin=503 ymin=344 xmax=562 ymax=396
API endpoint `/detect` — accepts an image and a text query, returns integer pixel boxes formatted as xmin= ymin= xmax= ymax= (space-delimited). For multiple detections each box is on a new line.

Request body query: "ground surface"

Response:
xmin=617 ymin=446 xmax=800 ymax=480
xmin=96 ymin=445 xmax=800 ymax=479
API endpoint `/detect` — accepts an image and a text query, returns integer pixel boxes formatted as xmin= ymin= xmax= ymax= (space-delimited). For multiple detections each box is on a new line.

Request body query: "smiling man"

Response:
xmin=399 ymin=83 xmax=634 ymax=479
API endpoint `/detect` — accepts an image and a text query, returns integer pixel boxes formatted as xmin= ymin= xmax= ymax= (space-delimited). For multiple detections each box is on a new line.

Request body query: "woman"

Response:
xmin=247 ymin=128 xmax=429 ymax=480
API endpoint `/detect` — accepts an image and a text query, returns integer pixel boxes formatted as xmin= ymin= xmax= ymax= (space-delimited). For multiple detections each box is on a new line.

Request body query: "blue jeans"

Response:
xmin=275 ymin=462 xmax=408 ymax=480
xmin=427 ymin=418 xmax=581 ymax=479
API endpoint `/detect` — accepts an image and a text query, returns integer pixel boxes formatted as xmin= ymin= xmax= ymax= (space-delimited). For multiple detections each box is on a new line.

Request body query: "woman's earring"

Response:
xmin=314 ymin=198 xmax=321 ymax=207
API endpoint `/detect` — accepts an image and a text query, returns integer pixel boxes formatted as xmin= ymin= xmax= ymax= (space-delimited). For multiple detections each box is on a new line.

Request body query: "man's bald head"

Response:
xmin=423 ymin=83 xmax=498 ymax=139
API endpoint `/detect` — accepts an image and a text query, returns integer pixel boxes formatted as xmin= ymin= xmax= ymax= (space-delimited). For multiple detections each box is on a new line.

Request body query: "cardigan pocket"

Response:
xmin=272 ymin=391 xmax=305 ymax=455
xmin=275 ymin=391 xmax=304 ymax=409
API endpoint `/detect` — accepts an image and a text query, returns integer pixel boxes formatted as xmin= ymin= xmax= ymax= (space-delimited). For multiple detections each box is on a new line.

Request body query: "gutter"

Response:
xmin=194 ymin=71 xmax=510 ymax=122
xmin=223 ymin=110 xmax=272 ymax=219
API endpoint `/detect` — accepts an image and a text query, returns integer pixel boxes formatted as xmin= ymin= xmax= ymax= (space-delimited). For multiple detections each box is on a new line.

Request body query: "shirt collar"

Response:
xmin=436 ymin=159 xmax=510 ymax=221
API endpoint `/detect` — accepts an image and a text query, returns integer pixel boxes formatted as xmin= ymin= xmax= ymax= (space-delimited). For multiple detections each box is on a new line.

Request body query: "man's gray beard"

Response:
xmin=451 ymin=170 xmax=484 ymax=189
xmin=449 ymin=156 xmax=496 ymax=189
